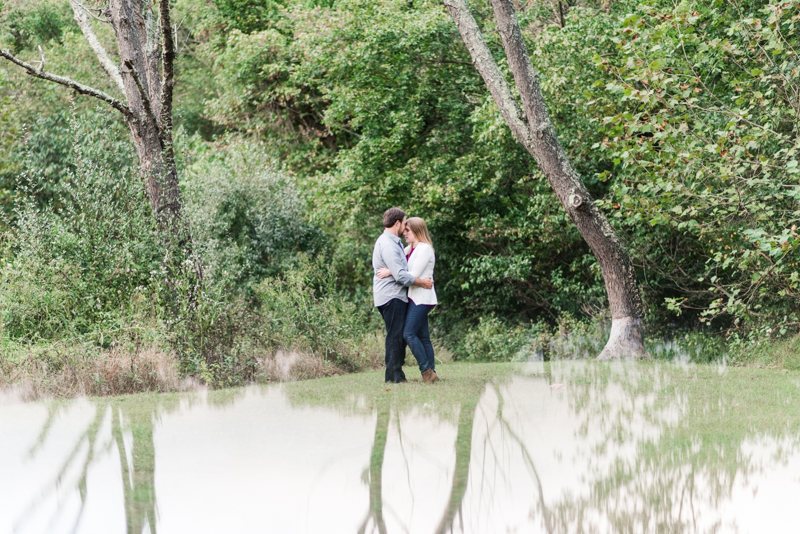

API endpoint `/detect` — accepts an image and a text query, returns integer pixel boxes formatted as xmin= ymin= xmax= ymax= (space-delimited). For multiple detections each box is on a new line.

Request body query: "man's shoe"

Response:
xmin=422 ymin=369 xmax=436 ymax=383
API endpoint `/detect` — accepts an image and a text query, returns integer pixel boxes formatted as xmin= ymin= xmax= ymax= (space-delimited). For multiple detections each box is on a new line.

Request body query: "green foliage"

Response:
xmin=459 ymin=315 xmax=533 ymax=362
xmin=214 ymin=0 xmax=284 ymax=33
xmin=199 ymin=0 xmax=608 ymax=323
xmin=212 ymin=0 xmax=336 ymax=33
xmin=253 ymin=255 xmax=380 ymax=369
xmin=582 ymin=0 xmax=800 ymax=328
xmin=182 ymin=139 xmax=324 ymax=289
xmin=0 ymin=107 xmax=134 ymax=218
xmin=0 ymin=0 xmax=73 ymax=53
xmin=168 ymin=255 xmax=380 ymax=387
xmin=0 ymin=128 xmax=161 ymax=343
xmin=6 ymin=0 xmax=800 ymax=380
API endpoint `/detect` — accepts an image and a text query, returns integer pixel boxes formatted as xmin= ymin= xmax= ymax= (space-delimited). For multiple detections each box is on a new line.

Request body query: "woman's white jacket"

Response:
xmin=405 ymin=243 xmax=438 ymax=306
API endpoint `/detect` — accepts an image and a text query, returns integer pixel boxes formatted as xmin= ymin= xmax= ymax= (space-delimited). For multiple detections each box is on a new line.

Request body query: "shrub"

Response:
xmin=254 ymin=255 xmax=381 ymax=371
xmin=0 ymin=139 xmax=161 ymax=344
xmin=167 ymin=255 xmax=382 ymax=387
xmin=182 ymin=140 xmax=324 ymax=290
xmin=459 ymin=315 xmax=532 ymax=362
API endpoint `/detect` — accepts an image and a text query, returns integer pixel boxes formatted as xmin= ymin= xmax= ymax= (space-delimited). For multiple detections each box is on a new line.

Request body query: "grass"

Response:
xmin=737 ymin=331 xmax=800 ymax=370
xmin=282 ymin=361 xmax=519 ymax=413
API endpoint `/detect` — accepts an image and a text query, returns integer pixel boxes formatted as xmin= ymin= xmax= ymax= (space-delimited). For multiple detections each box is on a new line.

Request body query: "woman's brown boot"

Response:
xmin=422 ymin=369 xmax=436 ymax=383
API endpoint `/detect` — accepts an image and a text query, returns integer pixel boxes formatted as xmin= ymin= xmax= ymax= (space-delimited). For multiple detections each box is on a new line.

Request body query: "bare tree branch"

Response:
xmin=73 ymin=0 xmax=111 ymax=23
xmin=36 ymin=45 xmax=46 ymax=70
xmin=0 ymin=49 xmax=131 ymax=119
xmin=158 ymin=0 xmax=175 ymax=134
xmin=69 ymin=0 xmax=125 ymax=93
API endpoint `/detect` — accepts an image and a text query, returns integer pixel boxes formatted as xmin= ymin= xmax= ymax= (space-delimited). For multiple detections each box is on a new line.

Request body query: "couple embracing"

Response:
xmin=372 ymin=207 xmax=440 ymax=384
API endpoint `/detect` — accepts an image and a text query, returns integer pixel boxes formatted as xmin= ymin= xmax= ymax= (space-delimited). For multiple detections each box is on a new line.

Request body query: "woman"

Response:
xmin=377 ymin=217 xmax=439 ymax=382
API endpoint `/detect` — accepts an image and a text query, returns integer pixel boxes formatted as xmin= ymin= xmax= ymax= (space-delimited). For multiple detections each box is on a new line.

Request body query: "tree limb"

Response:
xmin=442 ymin=0 xmax=534 ymax=151
xmin=73 ymin=0 xmax=111 ymax=23
xmin=69 ymin=0 xmax=125 ymax=93
xmin=123 ymin=59 xmax=160 ymax=134
xmin=0 ymin=49 xmax=131 ymax=119
xmin=158 ymin=0 xmax=175 ymax=134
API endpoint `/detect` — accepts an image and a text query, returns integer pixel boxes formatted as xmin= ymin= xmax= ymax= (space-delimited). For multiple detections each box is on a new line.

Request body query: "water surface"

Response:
xmin=3 ymin=361 xmax=800 ymax=533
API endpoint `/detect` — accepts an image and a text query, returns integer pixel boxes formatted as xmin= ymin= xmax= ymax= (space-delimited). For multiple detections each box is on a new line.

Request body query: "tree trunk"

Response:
xmin=443 ymin=0 xmax=646 ymax=359
xmin=551 ymin=0 xmax=564 ymax=28
xmin=110 ymin=0 xmax=189 ymax=255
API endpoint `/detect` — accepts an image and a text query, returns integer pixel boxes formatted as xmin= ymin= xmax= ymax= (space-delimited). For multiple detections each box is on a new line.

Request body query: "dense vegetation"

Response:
xmin=1 ymin=0 xmax=799 ymax=391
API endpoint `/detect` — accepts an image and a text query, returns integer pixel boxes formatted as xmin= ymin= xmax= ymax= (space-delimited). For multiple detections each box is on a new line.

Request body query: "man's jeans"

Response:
xmin=378 ymin=298 xmax=408 ymax=383
xmin=403 ymin=301 xmax=435 ymax=373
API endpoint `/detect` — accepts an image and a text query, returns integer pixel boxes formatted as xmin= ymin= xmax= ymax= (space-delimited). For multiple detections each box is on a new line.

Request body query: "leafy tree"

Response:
xmin=587 ymin=0 xmax=800 ymax=332
xmin=198 ymin=0 xmax=610 ymax=323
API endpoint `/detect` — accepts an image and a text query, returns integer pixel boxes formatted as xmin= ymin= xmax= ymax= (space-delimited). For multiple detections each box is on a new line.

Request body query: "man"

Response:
xmin=373 ymin=207 xmax=433 ymax=383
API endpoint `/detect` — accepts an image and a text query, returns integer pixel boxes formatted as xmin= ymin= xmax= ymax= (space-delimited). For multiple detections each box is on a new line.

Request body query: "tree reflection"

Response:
xmin=12 ymin=363 xmax=800 ymax=533
xmin=434 ymin=400 xmax=477 ymax=534
xmin=14 ymin=397 xmax=181 ymax=534
xmin=113 ymin=404 xmax=158 ymax=534
xmin=14 ymin=402 xmax=111 ymax=533
xmin=347 ymin=364 xmax=800 ymax=533
xmin=358 ymin=403 xmax=390 ymax=534
xmin=525 ymin=363 xmax=800 ymax=533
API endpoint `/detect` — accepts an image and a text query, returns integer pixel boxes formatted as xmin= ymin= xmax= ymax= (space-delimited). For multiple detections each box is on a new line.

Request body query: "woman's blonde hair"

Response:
xmin=406 ymin=217 xmax=433 ymax=251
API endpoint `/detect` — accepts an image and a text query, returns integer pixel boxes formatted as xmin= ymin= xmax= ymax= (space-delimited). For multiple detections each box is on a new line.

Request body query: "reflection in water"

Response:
xmin=359 ymin=403 xmax=389 ymax=534
xmin=435 ymin=398 xmax=478 ymax=534
xmin=114 ymin=405 xmax=158 ymax=534
xmin=2 ymin=398 xmax=170 ymax=534
xmin=3 ymin=362 xmax=800 ymax=533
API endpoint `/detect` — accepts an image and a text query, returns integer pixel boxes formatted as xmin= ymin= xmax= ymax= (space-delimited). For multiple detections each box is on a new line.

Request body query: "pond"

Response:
xmin=3 ymin=361 xmax=800 ymax=533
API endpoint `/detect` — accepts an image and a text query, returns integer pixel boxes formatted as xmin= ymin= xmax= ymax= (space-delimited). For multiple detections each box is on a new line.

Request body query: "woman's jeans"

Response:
xmin=403 ymin=301 xmax=435 ymax=372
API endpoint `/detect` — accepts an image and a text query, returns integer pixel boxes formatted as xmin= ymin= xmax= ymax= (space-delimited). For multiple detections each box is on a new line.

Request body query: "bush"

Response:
xmin=455 ymin=311 xmax=739 ymax=363
xmin=253 ymin=255 xmax=381 ymax=371
xmin=459 ymin=316 xmax=531 ymax=362
xmin=182 ymin=139 xmax=324 ymax=289
xmin=167 ymin=255 xmax=382 ymax=387
xmin=0 ymin=138 xmax=161 ymax=344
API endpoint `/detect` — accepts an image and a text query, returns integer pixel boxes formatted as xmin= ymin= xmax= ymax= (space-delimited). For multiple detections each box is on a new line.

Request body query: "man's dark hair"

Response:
xmin=383 ymin=207 xmax=406 ymax=228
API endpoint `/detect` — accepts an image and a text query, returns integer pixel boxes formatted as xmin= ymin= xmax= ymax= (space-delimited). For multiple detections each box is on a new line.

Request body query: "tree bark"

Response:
xmin=110 ymin=0 xmax=187 ymax=249
xmin=443 ymin=0 xmax=646 ymax=359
